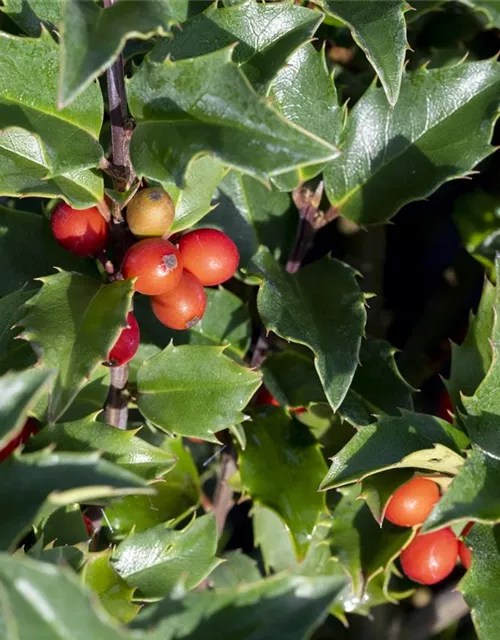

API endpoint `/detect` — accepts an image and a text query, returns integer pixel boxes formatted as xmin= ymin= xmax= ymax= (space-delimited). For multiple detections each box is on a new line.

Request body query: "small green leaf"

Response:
xmin=320 ymin=411 xmax=469 ymax=490
xmin=82 ymin=549 xmax=140 ymax=624
xmin=59 ymin=0 xmax=178 ymax=107
xmin=321 ymin=0 xmax=408 ymax=105
xmin=151 ymin=0 xmax=322 ymax=90
xmin=209 ymin=551 xmax=262 ymax=588
xmin=253 ymin=248 xmax=366 ymax=412
xmin=423 ymin=448 xmax=500 ymax=532
xmin=2 ymin=0 xmax=60 ymax=35
xmin=0 ymin=450 xmax=150 ymax=550
xmin=19 ymin=272 xmax=134 ymax=423
xmin=137 ymin=344 xmax=261 ymax=440
xmin=253 ymin=504 xmax=298 ymax=574
xmin=130 ymin=573 xmax=347 ymax=640
xmin=0 ymin=553 xmax=127 ymax=639
xmin=239 ymin=408 xmax=327 ymax=558
xmin=0 ymin=288 xmax=37 ymax=375
xmin=112 ymin=514 xmax=221 ymax=600
xmin=128 ymin=48 xmax=338 ymax=185
xmin=40 ymin=504 xmax=89 ymax=547
xmin=0 ymin=368 xmax=52 ymax=448
xmin=27 ymin=416 xmax=176 ymax=480
xmin=0 ymin=206 xmax=98 ymax=296
xmin=324 ymin=59 xmax=500 ymax=224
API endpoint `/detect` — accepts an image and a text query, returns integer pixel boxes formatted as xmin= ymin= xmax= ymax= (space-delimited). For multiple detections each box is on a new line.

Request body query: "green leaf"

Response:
xmin=104 ymin=436 xmax=200 ymax=536
xmin=0 ymin=368 xmax=52 ymax=448
xmin=27 ymin=416 xmax=176 ymax=480
xmin=0 ymin=206 xmax=98 ymax=296
xmin=320 ymin=411 xmax=469 ymax=490
xmin=58 ymin=366 xmax=110 ymax=423
xmin=423 ymin=448 xmax=500 ymax=532
xmin=82 ymin=549 xmax=140 ymax=623
xmin=324 ymin=59 xmax=500 ymax=224
xmin=447 ymin=273 xmax=495 ymax=407
xmin=0 ymin=553 xmax=127 ymax=639
xmin=239 ymin=408 xmax=327 ymax=558
xmin=59 ymin=0 xmax=178 ymax=107
xmin=128 ymin=48 xmax=338 ymax=186
xmin=0 ymin=30 xmax=103 ymax=176
xmin=459 ymin=0 xmax=500 ymax=28
xmin=2 ymin=0 xmax=61 ymax=35
xmin=0 ymin=128 xmax=103 ymax=207
xmin=253 ymin=248 xmax=366 ymax=412
xmin=253 ymin=504 xmax=298 ymax=574
xmin=30 ymin=544 xmax=86 ymax=571
xmin=321 ymin=0 xmax=408 ymax=105
xmin=205 ymin=171 xmax=294 ymax=271
xmin=40 ymin=504 xmax=89 ymax=547
xmin=151 ymin=0 xmax=322 ymax=90
xmin=0 ymin=288 xmax=37 ymax=375
xmin=0 ymin=450 xmax=150 ymax=550
xmin=19 ymin=272 xmax=134 ymax=423
xmin=137 ymin=344 xmax=261 ymax=440
xmin=112 ymin=514 xmax=221 ymax=600
xmin=208 ymin=551 xmax=261 ymax=588
xmin=360 ymin=469 xmax=414 ymax=525
xmin=459 ymin=524 xmax=500 ymax=639
xmin=130 ymin=573 xmax=347 ymax=640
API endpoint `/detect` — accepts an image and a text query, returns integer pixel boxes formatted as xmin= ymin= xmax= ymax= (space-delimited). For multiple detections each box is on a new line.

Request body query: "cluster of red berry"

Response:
xmin=50 ymin=187 xmax=239 ymax=366
xmin=385 ymin=477 xmax=473 ymax=584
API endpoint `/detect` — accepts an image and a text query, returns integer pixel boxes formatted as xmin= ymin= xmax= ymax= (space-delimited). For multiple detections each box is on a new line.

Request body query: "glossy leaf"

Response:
xmin=324 ymin=60 xmax=500 ymax=224
xmin=423 ymin=448 xmax=500 ymax=532
xmin=0 ymin=288 xmax=37 ymax=375
xmin=151 ymin=0 xmax=322 ymax=90
xmin=128 ymin=48 xmax=338 ymax=185
xmin=460 ymin=0 xmax=500 ymax=28
xmin=208 ymin=551 xmax=261 ymax=589
xmin=253 ymin=248 xmax=366 ymax=412
xmin=40 ymin=504 xmax=89 ymax=547
xmin=321 ymin=0 xmax=408 ymax=105
xmin=0 ymin=30 xmax=103 ymax=176
xmin=253 ymin=504 xmax=298 ymax=574
xmin=0 ymin=450 xmax=150 ymax=550
xmin=0 ymin=553 xmax=127 ymax=639
xmin=0 ymin=368 xmax=52 ymax=448
xmin=104 ymin=436 xmax=200 ymax=536
xmin=28 ymin=416 xmax=176 ymax=480
xmin=239 ymin=408 xmax=327 ymax=558
xmin=131 ymin=574 xmax=347 ymax=640
xmin=206 ymin=171 xmax=294 ymax=270
xmin=0 ymin=206 xmax=98 ymax=296
xmin=137 ymin=344 xmax=261 ymax=440
xmin=19 ymin=272 xmax=134 ymax=422
xmin=2 ymin=0 xmax=61 ymax=35
xmin=112 ymin=514 xmax=221 ymax=599
xmin=320 ymin=411 xmax=469 ymax=490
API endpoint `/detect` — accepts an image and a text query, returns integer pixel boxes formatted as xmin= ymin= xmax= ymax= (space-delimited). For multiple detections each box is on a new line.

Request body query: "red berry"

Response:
xmin=400 ymin=528 xmax=458 ymax=585
xmin=108 ymin=312 xmax=140 ymax=366
xmin=459 ymin=540 xmax=472 ymax=569
xmin=122 ymin=238 xmax=183 ymax=295
xmin=385 ymin=477 xmax=440 ymax=527
xmin=438 ymin=390 xmax=454 ymax=423
xmin=51 ymin=202 xmax=108 ymax=257
xmin=151 ymin=270 xmax=206 ymax=330
xmin=255 ymin=387 xmax=280 ymax=407
xmin=178 ymin=228 xmax=239 ymax=286
xmin=0 ymin=418 xmax=38 ymax=462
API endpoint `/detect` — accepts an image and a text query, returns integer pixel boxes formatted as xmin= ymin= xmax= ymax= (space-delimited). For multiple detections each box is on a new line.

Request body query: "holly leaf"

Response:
xmin=253 ymin=248 xmax=366 ymax=412
xmin=27 ymin=415 xmax=176 ymax=480
xmin=104 ymin=436 xmax=200 ymax=537
xmin=1 ymin=0 xmax=60 ymax=35
xmin=0 ymin=288 xmax=37 ymax=375
xmin=59 ymin=0 xmax=179 ymax=107
xmin=459 ymin=0 xmax=500 ymax=28
xmin=0 ymin=30 xmax=103 ymax=176
xmin=18 ymin=272 xmax=134 ymax=423
xmin=0 ymin=368 xmax=52 ymax=449
xmin=130 ymin=573 xmax=347 ymax=640
xmin=423 ymin=448 xmax=500 ymax=532
xmin=321 ymin=0 xmax=408 ymax=105
xmin=0 ymin=206 xmax=98 ymax=296
xmin=320 ymin=411 xmax=469 ymax=490
xmin=111 ymin=514 xmax=222 ymax=600
xmin=459 ymin=524 xmax=500 ymax=639
xmin=324 ymin=59 xmax=500 ymax=224
xmin=0 ymin=553 xmax=128 ymax=639
xmin=206 ymin=171 xmax=294 ymax=270
xmin=0 ymin=450 xmax=151 ymax=550
xmin=208 ymin=551 xmax=261 ymax=589
xmin=239 ymin=408 xmax=327 ymax=558
xmin=136 ymin=344 xmax=261 ymax=440
xmin=150 ymin=0 xmax=322 ymax=90
xmin=253 ymin=504 xmax=298 ymax=574
xmin=128 ymin=48 xmax=338 ymax=186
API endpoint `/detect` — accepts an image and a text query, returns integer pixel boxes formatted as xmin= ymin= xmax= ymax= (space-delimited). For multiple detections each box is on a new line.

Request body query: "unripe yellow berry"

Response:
xmin=126 ymin=187 xmax=175 ymax=237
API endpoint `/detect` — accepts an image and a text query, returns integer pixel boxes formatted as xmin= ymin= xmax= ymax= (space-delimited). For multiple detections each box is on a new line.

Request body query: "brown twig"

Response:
xmin=212 ymin=450 xmax=237 ymax=536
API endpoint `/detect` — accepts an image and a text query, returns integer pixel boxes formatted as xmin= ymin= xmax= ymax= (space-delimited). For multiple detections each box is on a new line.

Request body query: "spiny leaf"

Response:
xmin=0 ymin=288 xmax=37 ymax=375
xmin=324 ymin=59 xmax=500 ymax=224
xmin=1 ymin=0 xmax=60 ymax=35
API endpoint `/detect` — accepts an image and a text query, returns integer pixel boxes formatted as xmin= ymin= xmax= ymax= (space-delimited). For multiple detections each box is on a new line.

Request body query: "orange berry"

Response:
xmin=178 ymin=228 xmax=239 ymax=286
xmin=385 ymin=477 xmax=440 ymax=527
xmin=51 ymin=202 xmax=108 ymax=257
xmin=400 ymin=528 xmax=458 ymax=585
xmin=122 ymin=238 xmax=182 ymax=295
xmin=151 ymin=270 xmax=207 ymax=330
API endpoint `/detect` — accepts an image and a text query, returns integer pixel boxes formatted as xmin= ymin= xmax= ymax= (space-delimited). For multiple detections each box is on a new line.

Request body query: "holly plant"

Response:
xmin=1 ymin=0 xmax=500 ymax=638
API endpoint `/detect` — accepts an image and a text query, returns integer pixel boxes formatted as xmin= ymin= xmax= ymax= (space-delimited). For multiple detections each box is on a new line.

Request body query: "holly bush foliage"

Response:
xmin=1 ymin=0 xmax=500 ymax=638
